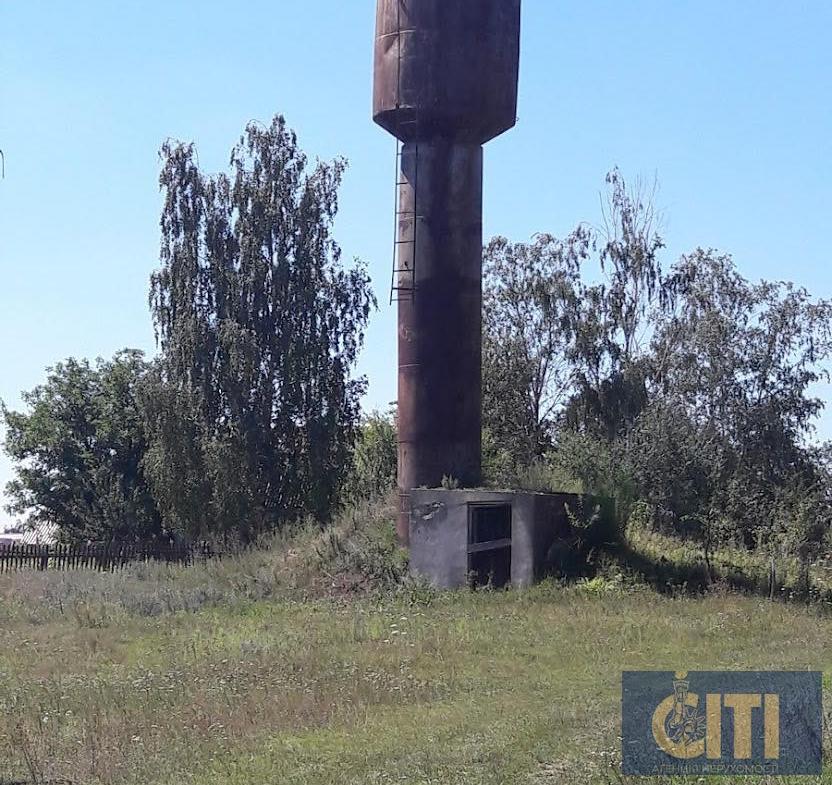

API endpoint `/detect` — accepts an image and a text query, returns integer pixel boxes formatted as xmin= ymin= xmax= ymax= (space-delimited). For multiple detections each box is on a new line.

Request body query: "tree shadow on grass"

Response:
xmin=605 ymin=540 xmax=832 ymax=610
xmin=612 ymin=540 xmax=753 ymax=594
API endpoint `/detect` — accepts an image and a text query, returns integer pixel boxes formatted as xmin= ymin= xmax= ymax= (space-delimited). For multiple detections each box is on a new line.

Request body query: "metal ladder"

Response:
xmin=389 ymin=1 xmax=419 ymax=304
xmin=390 ymin=136 xmax=419 ymax=303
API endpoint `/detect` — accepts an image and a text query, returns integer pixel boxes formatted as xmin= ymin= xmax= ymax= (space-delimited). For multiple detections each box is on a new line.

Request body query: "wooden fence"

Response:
xmin=0 ymin=542 xmax=215 ymax=574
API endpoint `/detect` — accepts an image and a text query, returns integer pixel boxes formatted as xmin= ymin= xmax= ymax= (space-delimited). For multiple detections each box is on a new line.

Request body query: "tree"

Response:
xmin=484 ymin=169 xmax=832 ymax=557
xmin=482 ymin=169 xmax=666 ymax=475
xmin=144 ymin=116 xmax=375 ymax=541
xmin=645 ymin=249 xmax=832 ymax=545
xmin=2 ymin=351 xmax=162 ymax=543
xmin=482 ymin=232 xmax=585 ymax=476
xmin=565 ymin=170 xmax=669 ymax=440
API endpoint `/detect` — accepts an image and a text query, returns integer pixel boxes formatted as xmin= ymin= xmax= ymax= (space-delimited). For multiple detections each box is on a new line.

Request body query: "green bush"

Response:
xmin=343 ymin=411 xmax=397 ymax=504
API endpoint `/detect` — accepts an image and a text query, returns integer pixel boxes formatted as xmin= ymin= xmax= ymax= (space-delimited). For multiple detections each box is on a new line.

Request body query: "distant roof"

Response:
xmin=0 ymin=521 xmax=58 ymax=545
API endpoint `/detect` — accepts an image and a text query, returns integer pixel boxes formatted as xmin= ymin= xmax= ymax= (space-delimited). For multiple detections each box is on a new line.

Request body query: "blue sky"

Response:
xmin=1 ymin=1 xmax=830 ymax=526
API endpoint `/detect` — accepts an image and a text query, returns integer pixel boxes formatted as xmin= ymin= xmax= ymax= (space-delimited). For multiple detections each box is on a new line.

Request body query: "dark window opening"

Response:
xmin=468 ymin=504 xmax=512 ymax=589
xmin=469 ymin=504 xmax=511 ymax=544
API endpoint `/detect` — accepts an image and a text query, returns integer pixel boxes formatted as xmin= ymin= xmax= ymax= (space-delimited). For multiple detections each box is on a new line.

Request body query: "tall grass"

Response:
xmin=0 ymin=497 xmax=830 ymax=784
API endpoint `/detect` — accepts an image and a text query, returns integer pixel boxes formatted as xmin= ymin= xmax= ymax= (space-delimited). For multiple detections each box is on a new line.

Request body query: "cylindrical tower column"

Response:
xmin=396 ymin=141 xmax=483 ymax=542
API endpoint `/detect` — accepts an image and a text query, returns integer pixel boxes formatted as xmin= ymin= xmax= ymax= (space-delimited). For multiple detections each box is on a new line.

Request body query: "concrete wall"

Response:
xmin=409 ymin=489 xmax=580 ymax=589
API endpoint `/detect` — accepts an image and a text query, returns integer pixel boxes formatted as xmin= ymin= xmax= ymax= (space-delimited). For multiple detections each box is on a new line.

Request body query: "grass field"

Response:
xmin=0 ymin=505 xmax=830 ymax=784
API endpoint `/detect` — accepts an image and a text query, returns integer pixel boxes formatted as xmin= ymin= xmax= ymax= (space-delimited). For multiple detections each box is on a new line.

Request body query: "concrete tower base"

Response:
xmin=408 ymin=488 xmax=588 ymax=589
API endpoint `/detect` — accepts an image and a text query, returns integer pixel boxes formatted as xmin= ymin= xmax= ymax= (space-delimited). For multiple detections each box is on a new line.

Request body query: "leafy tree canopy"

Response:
xmin=144 ymin=116 xmax=375 ymax=541
xmin=484 ymin=170 xmax=832 ymax=553
xmin=2 ymin=350 xmax=162 ymax=543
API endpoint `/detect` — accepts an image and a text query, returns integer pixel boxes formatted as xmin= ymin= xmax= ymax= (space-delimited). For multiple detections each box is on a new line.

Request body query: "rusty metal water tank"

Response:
xmin=373 ymin=0 xmax=521 ymax=144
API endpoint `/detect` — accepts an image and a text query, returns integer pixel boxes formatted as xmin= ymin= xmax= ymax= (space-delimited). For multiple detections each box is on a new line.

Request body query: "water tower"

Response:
xmin=373 ymin=0 xmax=522 ymax=544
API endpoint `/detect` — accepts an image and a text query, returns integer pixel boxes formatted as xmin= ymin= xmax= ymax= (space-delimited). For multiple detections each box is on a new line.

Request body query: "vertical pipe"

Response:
xmin=396 ymin=140 xmax=484 ymax=543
